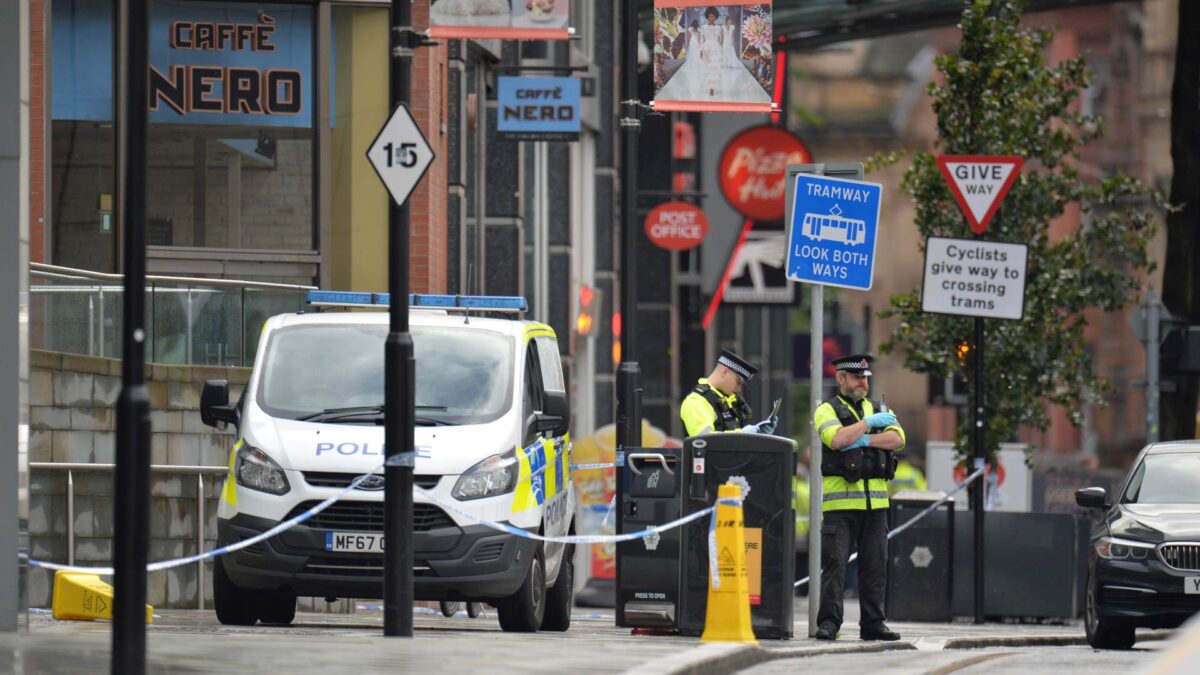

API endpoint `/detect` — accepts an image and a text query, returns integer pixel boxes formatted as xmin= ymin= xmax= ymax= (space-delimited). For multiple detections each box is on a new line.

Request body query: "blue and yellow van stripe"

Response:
xmin=523 ymin=323 xmax=556 ymax=343
xmin=512 ymin=432 xmax=570 ymax=513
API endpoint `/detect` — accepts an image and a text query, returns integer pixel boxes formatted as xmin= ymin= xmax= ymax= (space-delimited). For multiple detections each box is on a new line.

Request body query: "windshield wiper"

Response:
xmin=415 ymin=416 xmax=452 ymax=426
xmin=299 ymin=405 xmax=384 ymax=423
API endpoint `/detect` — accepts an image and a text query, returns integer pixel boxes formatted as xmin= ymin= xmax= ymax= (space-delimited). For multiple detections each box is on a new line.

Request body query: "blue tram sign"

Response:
xmin=785 ymin=173 xmax=882 ymax=291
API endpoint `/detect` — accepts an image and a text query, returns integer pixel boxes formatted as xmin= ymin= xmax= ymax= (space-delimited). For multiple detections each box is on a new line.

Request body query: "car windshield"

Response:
xmin=257 ymin=323 xmax=514 ymax=424
xmin=1121 ymin=452 xmax=1200 ymax=504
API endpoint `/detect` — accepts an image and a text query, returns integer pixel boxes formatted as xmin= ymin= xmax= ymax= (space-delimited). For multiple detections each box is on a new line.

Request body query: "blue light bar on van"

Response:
xmin=306 ymin=290 xmax=528 ymax=314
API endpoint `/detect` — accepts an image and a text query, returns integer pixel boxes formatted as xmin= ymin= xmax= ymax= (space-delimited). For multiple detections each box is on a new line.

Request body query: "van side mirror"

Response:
xmin=1075 ymin=487 xmax=1108 ymax=509
xmin=536 ymin=390 xmax=569 ymax=436
xmin=200 ymin=380 xmax=239 ymax=429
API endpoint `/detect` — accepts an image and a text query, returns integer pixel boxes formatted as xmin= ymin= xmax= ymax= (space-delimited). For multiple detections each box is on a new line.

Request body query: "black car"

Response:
xmin=1076 ymin=441 xmax=1200 ymax=649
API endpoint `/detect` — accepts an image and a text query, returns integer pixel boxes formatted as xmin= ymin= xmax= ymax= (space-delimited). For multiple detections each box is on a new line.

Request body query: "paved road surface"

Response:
xmin=743 ymin=643 xmax=1165 ymax=675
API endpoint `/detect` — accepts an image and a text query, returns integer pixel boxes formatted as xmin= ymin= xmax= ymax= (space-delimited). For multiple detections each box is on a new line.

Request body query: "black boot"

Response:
xmin=814 ymin=622 xmax=838 ymax=641
xmin=860 ymin=622 xmax=901 ymax=641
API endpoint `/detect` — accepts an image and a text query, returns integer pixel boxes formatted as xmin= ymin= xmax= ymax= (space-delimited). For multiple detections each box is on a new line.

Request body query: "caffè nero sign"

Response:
xmin=148 ymin=4 xmax=313 ymax=127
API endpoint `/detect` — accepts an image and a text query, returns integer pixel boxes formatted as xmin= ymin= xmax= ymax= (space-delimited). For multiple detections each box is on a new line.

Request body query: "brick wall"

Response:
xmin=410 ymin=0 xmax=449 ymax=294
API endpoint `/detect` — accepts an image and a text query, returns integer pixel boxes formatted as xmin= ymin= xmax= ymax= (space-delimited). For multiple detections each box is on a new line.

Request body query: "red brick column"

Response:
xmin=30 ymin=0 xmax=47 ymax=263
xmin=408 ymin=1 xmax=449 ymax=294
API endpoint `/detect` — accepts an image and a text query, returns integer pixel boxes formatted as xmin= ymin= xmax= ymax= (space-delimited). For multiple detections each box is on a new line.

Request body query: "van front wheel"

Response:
xmin=497 ymin=547 xmax=545 ymax=632
xmin=213 ymin=557 xmax=260 ymax=626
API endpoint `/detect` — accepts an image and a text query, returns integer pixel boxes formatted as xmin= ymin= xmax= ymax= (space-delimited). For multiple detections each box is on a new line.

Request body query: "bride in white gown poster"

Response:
xmin=653 ymin=1 xmax=773 ymax=112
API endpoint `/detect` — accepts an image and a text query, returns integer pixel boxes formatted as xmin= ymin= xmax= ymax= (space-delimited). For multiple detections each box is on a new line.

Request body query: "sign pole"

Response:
xmin=971 ymin=312 xmax=985 ymax=625
xmin=808 ymin=283 xmax=823 ymax=637
xmin=385 ymin=0 xmax=415 ymax=638
xmin=616 ymin=0 xmax=642 ymax=455
xmin=112 ymin=0 xmax=151 ymax=671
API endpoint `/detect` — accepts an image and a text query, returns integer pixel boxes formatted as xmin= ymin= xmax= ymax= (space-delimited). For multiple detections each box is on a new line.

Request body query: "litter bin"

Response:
xmin=615 ymin=447 xmax=685 ymax=628
xmin=678 ymin=433 xmax=795 ymax=639
xmin=887 ymin=490 xmax=954 ymax=622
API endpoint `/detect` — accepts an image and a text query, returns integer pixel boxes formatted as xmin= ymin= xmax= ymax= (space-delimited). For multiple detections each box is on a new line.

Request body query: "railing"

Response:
xmin=30 ymin=462 xmax=229 ymax=610
xmin=29 ymin=263 xmax=316 ymax=367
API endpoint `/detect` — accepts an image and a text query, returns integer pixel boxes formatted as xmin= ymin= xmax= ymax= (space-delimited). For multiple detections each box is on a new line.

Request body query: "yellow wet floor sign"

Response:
xmin=700 ymin=483 xmax=756 ymax=644
xmin=52 ymin=572 xmax=153 ymax=624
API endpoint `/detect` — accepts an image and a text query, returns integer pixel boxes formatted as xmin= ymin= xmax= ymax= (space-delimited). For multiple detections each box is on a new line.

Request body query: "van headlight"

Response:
xmin=1095 ymin=536 xmax=1154 ymax=561
xmin=452 ymin=453 xmax=518 ymax=500
xmin=236 ymin=444 xmax=290 ymax=495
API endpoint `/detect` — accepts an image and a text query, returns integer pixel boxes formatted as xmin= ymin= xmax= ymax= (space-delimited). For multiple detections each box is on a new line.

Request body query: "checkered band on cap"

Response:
xmin=718 ymin=349 xmax=757 ymax=381
xmin=832 ymin=353 xmax=874 ymax=374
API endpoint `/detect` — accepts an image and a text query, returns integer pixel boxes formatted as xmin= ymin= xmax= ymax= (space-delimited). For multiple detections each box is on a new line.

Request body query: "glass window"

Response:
xmin=1121 ymin=452 xmax=1200 ymax=504
xmin=258 ymin=323 xmax=515 ymax=425
xmin=535 ymin=335 xmax=565 ymax=392
xmin=145 ymin=1 xmax=316 ymax=252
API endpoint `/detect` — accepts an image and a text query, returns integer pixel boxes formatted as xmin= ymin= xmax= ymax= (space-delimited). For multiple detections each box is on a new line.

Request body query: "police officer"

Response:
xmin=680 ymin=349 xmax=775 ymax=436
xmin=812 ymin=354 xmax=905 ymax=641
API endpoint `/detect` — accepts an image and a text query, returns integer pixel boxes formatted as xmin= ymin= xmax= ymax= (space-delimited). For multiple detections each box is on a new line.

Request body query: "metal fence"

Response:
xmin=29 ymin=462 xmax=228 ymax=610
xmin=29 ymin=263 xmax=315 ymax=367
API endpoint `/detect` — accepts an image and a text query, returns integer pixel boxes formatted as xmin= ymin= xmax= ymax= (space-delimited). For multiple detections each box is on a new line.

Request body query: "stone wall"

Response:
xmin=26 ymin=349 xmax=244 ymax=610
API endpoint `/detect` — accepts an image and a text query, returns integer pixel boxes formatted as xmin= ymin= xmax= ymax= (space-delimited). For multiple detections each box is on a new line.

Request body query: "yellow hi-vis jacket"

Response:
xmin=680 ymin=378 xmax=745 ymax=436
xmin=889 ymin=460 xmax=928 ymax=496
xmin=792 ymin=475 xmax=810 ymax=538
xmin=812 ymin=396 xmax=906 ymax=512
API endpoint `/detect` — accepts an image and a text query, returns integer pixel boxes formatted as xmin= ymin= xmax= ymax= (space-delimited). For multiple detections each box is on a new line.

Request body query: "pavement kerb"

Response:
xmin=623 ymin=640 xmax=918 ymax=675
xmin=939 ymin=629 xmax=1173 ymax=650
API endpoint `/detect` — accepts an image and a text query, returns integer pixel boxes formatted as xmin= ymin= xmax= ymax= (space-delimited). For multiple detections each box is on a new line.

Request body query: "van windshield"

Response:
xmin=257 ymin=323 xmax=514 ymax=425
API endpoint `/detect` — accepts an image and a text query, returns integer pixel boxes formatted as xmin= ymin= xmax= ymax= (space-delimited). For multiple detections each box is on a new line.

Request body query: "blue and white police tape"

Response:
xmin=792 ymin=466 xmax=987 ymax=588
xmin=706 ymin=496 xmax=748 ymax=590
xmin=26 ymin=457 xmax=394 ymax=576
xmin=412 ymin=484 xmax=741 ymax=547
xmin=568 ymin=462 xmax=617 ymax=471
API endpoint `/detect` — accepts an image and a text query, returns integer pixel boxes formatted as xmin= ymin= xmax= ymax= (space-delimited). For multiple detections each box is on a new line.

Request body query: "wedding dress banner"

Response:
xmin=653 ymin=1 xmax=774 ymax=113
xmin=429 ymin=0 xmax=570 ymax=40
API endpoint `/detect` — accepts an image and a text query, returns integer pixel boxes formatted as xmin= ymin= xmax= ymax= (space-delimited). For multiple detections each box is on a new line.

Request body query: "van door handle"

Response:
xmin=627 ymin=453 xmax=675 ymax=476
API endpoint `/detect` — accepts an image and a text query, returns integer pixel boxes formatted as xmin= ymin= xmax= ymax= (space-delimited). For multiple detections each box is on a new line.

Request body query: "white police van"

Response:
xmin=200 ymin=292 xmax=575 ymax=632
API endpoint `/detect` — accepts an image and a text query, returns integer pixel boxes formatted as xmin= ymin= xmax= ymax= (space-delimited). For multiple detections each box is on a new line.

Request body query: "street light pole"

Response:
xmin=112 ymin=0 xmax=151 ymax=671
xmin=384 ymin=0 xmax=415 ymax=638
xmin=616 ymin=0 xmax=643 ymax=453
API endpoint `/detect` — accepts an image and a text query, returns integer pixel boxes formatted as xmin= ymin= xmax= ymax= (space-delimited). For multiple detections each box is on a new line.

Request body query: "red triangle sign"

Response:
xmin=936 ymin=155 xmax=1024 ymax=234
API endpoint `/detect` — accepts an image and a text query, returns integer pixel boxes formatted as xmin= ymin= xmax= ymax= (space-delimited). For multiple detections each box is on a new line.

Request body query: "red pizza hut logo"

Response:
xmin=718 ymin=126 xmax=812 ymax=222
xmin=644 ymin=202 xmax=708 ymax=251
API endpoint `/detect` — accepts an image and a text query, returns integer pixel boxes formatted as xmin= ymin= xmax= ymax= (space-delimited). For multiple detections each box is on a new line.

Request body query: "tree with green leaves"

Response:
xmin=875 ymin=0 xmax=1165 ymax=463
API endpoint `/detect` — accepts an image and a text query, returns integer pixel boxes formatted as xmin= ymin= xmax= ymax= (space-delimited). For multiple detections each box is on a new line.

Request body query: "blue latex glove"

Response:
xmin=756 ymin=417 xmax=777 ymax=435
xmin=865 ymin=411 xmax=897 ymax=428
xmin=740 ymin=424 xmax=760 ymax=434
xmin=842 ymin=435 xmax=870 ymax=450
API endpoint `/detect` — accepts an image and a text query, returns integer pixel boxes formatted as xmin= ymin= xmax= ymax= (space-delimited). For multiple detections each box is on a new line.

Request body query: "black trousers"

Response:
xmin=818 ymin=509 xmax=888 ymax=632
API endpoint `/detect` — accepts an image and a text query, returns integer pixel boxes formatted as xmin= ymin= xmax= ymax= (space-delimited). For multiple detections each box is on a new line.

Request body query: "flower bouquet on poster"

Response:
xmin=653 ymin=1 xmax=773 ymax=113
xmin=429 ymin=0 xmax=570 ymax=40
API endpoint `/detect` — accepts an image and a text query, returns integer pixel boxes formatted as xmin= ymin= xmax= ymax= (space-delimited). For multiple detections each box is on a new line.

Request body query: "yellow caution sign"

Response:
xmin=52 ymin=572 xmax=153 ymax=624
xmin=700 ymin=483 xmax=756 ymax=644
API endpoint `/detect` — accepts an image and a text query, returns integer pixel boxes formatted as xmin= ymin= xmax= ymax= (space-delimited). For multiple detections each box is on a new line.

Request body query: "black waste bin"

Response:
xmin=887 ymin=490 xmax=954 ymax=622
xmin=615 ymin=447 xmax=685 ymax=628
xmin=677 ymin=433 xmax=795 ymax=639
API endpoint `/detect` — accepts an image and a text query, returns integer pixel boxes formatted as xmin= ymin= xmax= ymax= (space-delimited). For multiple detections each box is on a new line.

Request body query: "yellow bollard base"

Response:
xmin=52 ymin=572 xmax=154 ymax=624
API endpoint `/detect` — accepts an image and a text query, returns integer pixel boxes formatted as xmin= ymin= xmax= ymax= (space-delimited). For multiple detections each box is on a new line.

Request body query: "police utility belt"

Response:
xmin=820 ymin=397 xmax=897 ymax=483
xmin=693 ymin=384 xmax=753 ymax=432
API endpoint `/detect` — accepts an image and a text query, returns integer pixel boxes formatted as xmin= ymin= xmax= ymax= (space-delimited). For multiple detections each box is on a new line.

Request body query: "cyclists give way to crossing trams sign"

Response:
xmin=785 ymin=173 xmax=882 ymax=292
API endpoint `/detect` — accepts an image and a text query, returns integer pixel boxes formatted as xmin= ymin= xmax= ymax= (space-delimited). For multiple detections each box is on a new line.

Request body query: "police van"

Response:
xmin=199 ymin=292 xmax=575 ymax=632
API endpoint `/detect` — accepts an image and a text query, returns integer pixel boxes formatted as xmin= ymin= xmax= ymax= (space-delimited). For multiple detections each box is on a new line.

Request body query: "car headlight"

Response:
xmin=235 ymin=443 xmax=290 ymax=495
xmin=452 ymin=453 xmax=518 ymax=500
xmin=1095 ymin=536 xmax=1154 ymax=561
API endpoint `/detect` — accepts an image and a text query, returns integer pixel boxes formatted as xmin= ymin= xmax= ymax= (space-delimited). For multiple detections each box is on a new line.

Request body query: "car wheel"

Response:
xmin=497 ymin=546 xmax=545 ymax=632
xmin=467 ymin=602 xmax=484 ymax=618
xmin=257 ymin=588 xmax=297 ymax=626
xmin=440 ymin=601 xmax=462 ymax=618
xmin=213 ymin=557 xmax=260 ymax=626
xmin=1085 ymin=576 xmax=1135 ymax=650
xmin=541 ymin=545 xmax=574 ymax=632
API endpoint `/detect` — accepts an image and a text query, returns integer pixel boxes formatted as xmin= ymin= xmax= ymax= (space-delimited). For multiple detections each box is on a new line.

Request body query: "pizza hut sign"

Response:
xmin=718 ymin=126 xmax=812 ymax=222
xmin=644 ymin=201 xmax=708 ymax=251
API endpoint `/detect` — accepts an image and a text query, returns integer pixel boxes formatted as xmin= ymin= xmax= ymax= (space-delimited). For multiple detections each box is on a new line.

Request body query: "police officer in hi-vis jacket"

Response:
xmin=811 ymin=354 xmax=905 ymax=641
xmin=679 ymin=349 xmax=776 ymax=437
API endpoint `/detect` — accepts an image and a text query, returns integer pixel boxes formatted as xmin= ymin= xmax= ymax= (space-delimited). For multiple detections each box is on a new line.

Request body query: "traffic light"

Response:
xmin=1161 ymin=325 xmax=1200 ymax=375
xmin=577 ymin=285 xmax=598 ymax=336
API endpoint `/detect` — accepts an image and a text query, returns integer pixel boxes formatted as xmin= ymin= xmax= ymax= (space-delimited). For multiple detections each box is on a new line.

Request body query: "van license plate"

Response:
xmin=325 ymin=532 xmax=385 ymax=553
xmin=1186 ymin=577 xmax=1200 ymax=594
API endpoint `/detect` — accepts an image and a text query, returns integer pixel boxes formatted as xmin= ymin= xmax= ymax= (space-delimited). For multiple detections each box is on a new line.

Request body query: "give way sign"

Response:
xmin=937 ymin=155 xmax=1023 ymax=234
xmin=367 ymin=103 xmax=435 ymax=207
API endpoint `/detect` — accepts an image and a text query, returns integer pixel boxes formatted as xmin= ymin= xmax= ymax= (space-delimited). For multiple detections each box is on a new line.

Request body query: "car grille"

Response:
xmin=285 ymin=501 xmax=456 ymax=532
xmin=303 ymin=556 xmax=435 ymax=577
xmin=1158 ymin=543 xmax=1200 ymax=571
xmin=303 ymin=472 xmax=441 ymax=490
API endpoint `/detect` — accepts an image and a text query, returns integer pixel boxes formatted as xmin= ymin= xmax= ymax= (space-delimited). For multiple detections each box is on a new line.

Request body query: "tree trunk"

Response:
xmin=1161 ymin=0 xmax=1200 ymax=441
